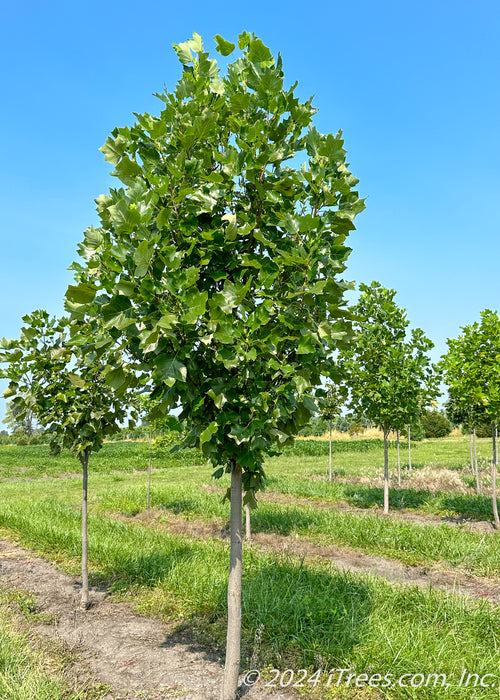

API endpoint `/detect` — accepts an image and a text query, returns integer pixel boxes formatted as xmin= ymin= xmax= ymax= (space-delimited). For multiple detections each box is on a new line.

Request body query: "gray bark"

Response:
xmin=245 ymin=502 xmax=251 ymax=540
xmin=329 ymin=420 xmax=332 ymax=481
xmin=78 ymin=450 xmax=90 ymax=609
xmin=221 ymin=461 xmax=243 ymax=700
xmin=473 ymin=427 xmax=480 ymax=495
xmin=396 ymin=429 xmax=401 ymax=487
xmin=469 ymin=428 xmax=474 ymax=473
xmin=383 ymin=427 xmax=390 ymax=514
xmin=493 ymin=424 xmax=500 ymax=530
xmin=408 ymin=425 xmax=412 ymax=470
xmin=147 ymin=429 xmax=152 ymax=515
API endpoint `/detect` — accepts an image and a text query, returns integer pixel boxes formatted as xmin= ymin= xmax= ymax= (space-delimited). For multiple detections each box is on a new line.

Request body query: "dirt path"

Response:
xmin=125 ymin=511 xmax=500 ymax=606
xmin=0 ymin=539 xmax=293 ymax=700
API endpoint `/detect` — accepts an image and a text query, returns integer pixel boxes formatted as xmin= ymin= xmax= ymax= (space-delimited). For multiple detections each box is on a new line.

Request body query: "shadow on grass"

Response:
xmin=157 ymin=555 xmax=373 ymax=674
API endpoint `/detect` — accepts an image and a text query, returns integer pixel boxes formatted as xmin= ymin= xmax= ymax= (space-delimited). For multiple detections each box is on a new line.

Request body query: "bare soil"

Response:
xmin=0 ymin=539 xmax=293 ymax=700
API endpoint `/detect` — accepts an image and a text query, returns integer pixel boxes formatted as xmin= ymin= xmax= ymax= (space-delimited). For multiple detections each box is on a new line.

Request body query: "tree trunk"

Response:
xmin=396 ymin=429 xmax=401 ymax=487
xmin=383 ymin=427 xmax=390 ymax=514
xmin=147 ymin=429 xmax=152 ymax=515
xmin=493 ymin=424 xmax=500 ymax=530
xmin=469 ymin=428 xmax=474 ymax=473
xmin=329 ymin=420 xmax=332 ymax=482
xmin=473 ymin=427 xmax=480 ymax=495
xmin=408 ymin=425 xmax=412 ymax=470
xmin=221 ymin=461 xmax=243 ymax=700
xmin=245 ymin=501 xmax=251 ymax=540
xmin=78 ymin=450 xmax=90 ymax=609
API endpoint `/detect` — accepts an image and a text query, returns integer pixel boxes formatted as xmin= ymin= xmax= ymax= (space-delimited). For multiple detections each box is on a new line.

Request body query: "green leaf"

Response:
xmin=200 ymin=421 xmax=218 ymax=446
xmin=189 ymin=32 xmax=204 ymax=53
xmin=157 ymin=313 xmax=177 ymax=329
xmin=101 ymin=295 xmax=132 ymax=324
xmin=173 ymin=40 xmax=193 ymax=65
xmin=214 ymin=34 xmax=235 ymax=56
xmin=133 ymin=240 xmax=154 ymax=277
xmin=100 ymin=135 xmax=127 ymax=165
xmin=155 ymin=356 xmax=187 ymax=384
xmin=68 ymin=373 xmax=86 ymax=389
xmin=207 ymin=389 xmax=227 ymax=408
xmin=113 ymin=155 xmax=142 ymax=182
xmin=182 ymin=290 xmax=208 ymax=324
xmin=222 ymin=213 xmax=237 ymax=241
xmin=238 ymin=31 xmax=251 ymax=50
xmin=66 ymin=283 xmax=97 ymax=304
xmin=104 ymin=366 xmax=127 ymax=391
xmin=247 ymin=38 xmax=273 ymax=65
xmin=297 ymin=334 xmax=316 ymax=355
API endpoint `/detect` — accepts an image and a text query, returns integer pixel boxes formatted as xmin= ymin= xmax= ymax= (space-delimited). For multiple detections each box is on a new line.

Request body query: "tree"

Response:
xmin=442 ymin=310 xmax=500 ymax=527
xmin=338 ymin=282 xmax=438 ymax=511
xmin=319 ymin=383 xmax=344 ymax=481
xmin=66 ymin=32 xmax=364 ymax=699
xmin=135 ymin=392 xmax=173 ymax=515
xmin=420 ymin=409 xmax=452 ymax=438
xmin=0 ymin=310 xmax=137 ymax=606
xmin=2 ymin=400 xmax=36 ymax=436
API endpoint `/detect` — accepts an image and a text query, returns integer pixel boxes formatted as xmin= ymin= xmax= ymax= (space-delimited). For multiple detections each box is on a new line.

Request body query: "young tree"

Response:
xmin=66 ymin=32 xmax=364 ymax=698
xmin=135 ymin=392 xmax=172 ymax=514
xmin=2 ymin=400 xmax=36 ymax=437
xmin=338 ymin=282 xmax=438 ymax=512
xmin=319 ymin=383 xmax=344 ymax=481
xmin=442 ymin=310 xmax=500 ymax=527
xmin=0 ymin=310 xmax=137 ymax=606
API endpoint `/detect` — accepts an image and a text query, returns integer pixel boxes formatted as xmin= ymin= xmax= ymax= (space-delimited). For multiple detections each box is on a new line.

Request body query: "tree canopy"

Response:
xmin=0 ymin=310 xmax=136 ymax=458
xmin=338 ymin=281 xmax=439 ymax=431
xmin=67 ymin=31 xmax=365 ymax=497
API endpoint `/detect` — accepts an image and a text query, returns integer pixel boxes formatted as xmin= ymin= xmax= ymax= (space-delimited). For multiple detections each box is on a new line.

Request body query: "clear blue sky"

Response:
xmin=1 ymin=0 xmax=499 ymax=423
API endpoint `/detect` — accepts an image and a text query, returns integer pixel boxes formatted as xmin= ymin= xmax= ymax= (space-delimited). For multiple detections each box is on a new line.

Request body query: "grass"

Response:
xmin=1 ymin=436 xmax=500 ymax=698
xmin=92 ymin=477 xmax=500 ymax=578
xmin=0 ymin=498 xmax=499 ymax=699
xmin=1 ymin=454 xmax=499 ymax=579
xmin=0 ymin=441 xmax=205 ymax=481
xmin=264 ymin=473 xmax=497 ymax=521
xmin=0 ymin=585 xmax=107 ymax=699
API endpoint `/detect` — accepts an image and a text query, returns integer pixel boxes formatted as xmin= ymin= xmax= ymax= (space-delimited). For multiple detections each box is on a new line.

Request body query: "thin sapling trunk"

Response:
xmin=469 ymin=428 xmax=473 ymax=473
xmin=221 ymin=461 xmax=243 ymax=700
xmin=408 ymin=425 xmax=412 ymax=470
xmin=396 ymin=429 xmax=401 ymax=487
xmin=245 ymin=501 xmax=251 ymax=540
xmin=329 ymin=420 xmax=332 ymax=482
xmin=383 ymin=426 xmax=390 ymax=514
xmin=473 ymin=427 xmax=480 ymax=495
xmin=78 ymin=449 xmax=90 ymax=609
xmin=493 ymin=424 xmax=500 ymax=530
xmin=147 ymin=429 xmax=152 ymax=515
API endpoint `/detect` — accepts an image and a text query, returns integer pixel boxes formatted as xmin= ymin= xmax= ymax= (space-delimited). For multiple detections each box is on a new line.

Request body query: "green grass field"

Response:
xmin=0 ymin=436 xmax=499 ymax=698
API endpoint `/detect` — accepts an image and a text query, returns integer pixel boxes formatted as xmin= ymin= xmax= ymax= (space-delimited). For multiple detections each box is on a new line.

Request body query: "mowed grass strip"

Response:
xmin=0 ymin=498 xmax=499 ymax=699
xmin=0 ymin=438 xmax=495 ymax=522
xmin=1 ymin=473 xmax=499 ymax=580
xmin=94 ymin=480 xmax=500 ymax=578
xmin=264 ymin=473 xmax=498 ymax=522
xmin=0 ymin=585 xmax=102 ymax=700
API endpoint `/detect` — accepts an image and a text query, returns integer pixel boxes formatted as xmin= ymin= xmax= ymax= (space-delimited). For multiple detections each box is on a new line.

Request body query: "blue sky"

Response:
xmin=1 ymin=0 xmax=499 ymax=423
